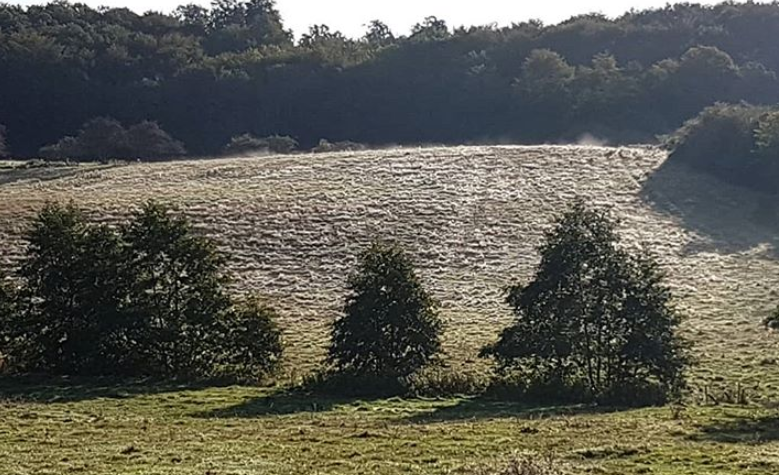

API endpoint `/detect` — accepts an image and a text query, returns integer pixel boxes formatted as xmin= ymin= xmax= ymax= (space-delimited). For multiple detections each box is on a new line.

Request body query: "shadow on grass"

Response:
xmin=0 ymin=164 xmax=117 ymax=187
xmin=193 ymin=389 xmax=386 ymax=418
xmin=690 ymin=413 xmax=779 ymax=444
xmin=640 ymin=160 xmax=779 ymax=258
xmin=403 ymin=396 xmax=622 ymax=424
xmin=0 ymin=375 xmax=219 ymax=404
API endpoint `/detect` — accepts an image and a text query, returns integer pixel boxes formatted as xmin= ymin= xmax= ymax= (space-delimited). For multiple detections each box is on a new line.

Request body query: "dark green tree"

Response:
xmin=482 ymin=202 xmax=689 ymax=405
xmin=666 ymin=103 xmax=770 ymax=191
xmin=329 ymin=241 xmax=442 ymax=379
xmin=175 ymin=4 xmax=211 ymax=34
xmin=120 ymin=201 xmax=232 ymax=377
xmin=74 ymin=117 xmax=129 ymax=161
xmin=127 ymin=121 xmax=187 ymax=160
xmin=2 ymin=200 xmax=284 ymax=379
xmin=410 ymin=16 xmax=450 ymax=41
xmin=206 ymin=0 xmax=292 ymax=53
xmin=16 ymin=203 xmax=125 ymax=374
xmin=515 ymin=49 xmax=575 ymax=136
xmin=215 ymin=297 xmax=284 ymax=381
xmin=364 ymin=20 xmax=395 ymax=48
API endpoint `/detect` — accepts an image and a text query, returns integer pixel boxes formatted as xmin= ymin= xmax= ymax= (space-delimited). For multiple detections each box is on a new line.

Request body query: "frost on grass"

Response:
xmin=0 ymin=145 xmax=777 ymax=391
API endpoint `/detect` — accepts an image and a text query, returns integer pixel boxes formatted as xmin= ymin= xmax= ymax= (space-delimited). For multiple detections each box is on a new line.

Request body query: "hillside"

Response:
xmin=1 ymin=145 xmax=778 ymax=396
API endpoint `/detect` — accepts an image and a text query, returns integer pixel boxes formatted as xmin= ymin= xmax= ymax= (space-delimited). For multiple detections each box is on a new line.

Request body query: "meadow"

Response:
xmin=1 ymin=145 xmax=778 ymax=474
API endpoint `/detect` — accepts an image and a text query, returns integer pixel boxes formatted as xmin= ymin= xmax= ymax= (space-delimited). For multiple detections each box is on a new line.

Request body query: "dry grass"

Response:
xmin=2 ymin=381 xmax=779 ymax=475
xmin=1 ymin=145 xmax=778 ymax=397
xmin=2 ymin=145 xmax=779 ymax=475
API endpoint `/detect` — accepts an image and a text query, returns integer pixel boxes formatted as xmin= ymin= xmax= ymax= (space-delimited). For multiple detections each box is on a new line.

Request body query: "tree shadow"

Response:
xmin=690 ymin=413 xmax=779 ymax=444
xmin=0 ymin=375 xmax=219 ymax=404
xmin=0 ymin=163 xmax=118 ymax=187
xmin=403 ymin=396 xmax=622 ymax=424
xmin=640 ymin=160 xmax=779 ymax=258
xmin=194 ymin=389 xmax=384 ymax=418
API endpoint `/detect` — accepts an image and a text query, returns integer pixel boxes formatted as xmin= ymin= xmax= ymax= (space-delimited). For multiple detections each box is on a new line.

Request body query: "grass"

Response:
xmin=1 ymin=378 xmax=779 ymax=474
xmin=1 ymin=145 xmax=779 ymax=473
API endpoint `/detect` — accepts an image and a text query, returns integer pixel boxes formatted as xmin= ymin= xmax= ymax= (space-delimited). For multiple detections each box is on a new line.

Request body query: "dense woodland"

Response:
xmin=3 ymin=1 xmax=779 ymax=159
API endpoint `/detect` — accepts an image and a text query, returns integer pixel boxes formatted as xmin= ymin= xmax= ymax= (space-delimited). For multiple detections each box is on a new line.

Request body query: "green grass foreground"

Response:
xmin=1 ymin=379 xmax=779 ymax=474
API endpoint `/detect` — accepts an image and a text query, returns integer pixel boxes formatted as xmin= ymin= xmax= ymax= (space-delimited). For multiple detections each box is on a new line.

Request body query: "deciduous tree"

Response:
xmin=482 ymin=202 xmax=689 ymax=405
xmin=329 ymin=241 xmax=442 ymax=379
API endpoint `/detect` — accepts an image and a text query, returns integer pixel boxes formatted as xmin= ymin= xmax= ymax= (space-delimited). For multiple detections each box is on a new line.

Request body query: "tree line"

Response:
xmin=0 ymin=200 xmax=694 ymax=406
xmin=4 ymin=1 xmax=779 ymax=159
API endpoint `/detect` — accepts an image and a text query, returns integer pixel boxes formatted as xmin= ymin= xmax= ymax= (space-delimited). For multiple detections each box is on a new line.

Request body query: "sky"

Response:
xmin=10 ymin=0 xmax=761 ymax=38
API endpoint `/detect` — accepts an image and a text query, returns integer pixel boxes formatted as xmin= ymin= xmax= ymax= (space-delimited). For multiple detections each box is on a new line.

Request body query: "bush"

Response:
xmin=481 ymin=202 xmax=690 ymax=406
xmin=405 ymin=366 xmax=488 ymax=397
xmin=214 ymin=297 xmax=284 ymax=382
xmin=126 ymin=121 xmax=186 ymax=160
xmin=312 ymin=139 xmax=367 ymax=153
xmin=301 ymin=369 xmax=407 ymax=397
xmin=328 ymin=241 xmax=442 ymax=381
xmin=485 ymin=370 xmax=589 ymax=404
xmin=3 ymin=201 xmax=283 ymax=380
xmin=265 ymin=135 xmax=299 ymax=154
xmin=39 ymin=118 xmax=186 ymax=162
xmin=224 ymin=134 xmax=298 ymax=155
xmin=666 ymin=103 xmax=778 ymax=193
xmin=40 ymin=136 xmax=80 ymax=160
xmin=224 ymin=134 xmax=268 ymax=154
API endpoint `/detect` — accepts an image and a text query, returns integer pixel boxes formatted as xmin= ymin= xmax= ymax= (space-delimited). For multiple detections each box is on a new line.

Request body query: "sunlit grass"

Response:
xmin=1 ymin=145 xmax=778 ymax=473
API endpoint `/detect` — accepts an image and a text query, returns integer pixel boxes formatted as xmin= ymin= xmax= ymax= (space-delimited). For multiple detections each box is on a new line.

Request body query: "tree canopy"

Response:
xmin=3 ymin=1 xmax=779 ymax=160
xmin=328 ymin=241 xmax=442 ymax=379
xmin=1 ymin=201 xmax=284 ymax=380
xmin=482 ymin=203 xmax=690 ymax=405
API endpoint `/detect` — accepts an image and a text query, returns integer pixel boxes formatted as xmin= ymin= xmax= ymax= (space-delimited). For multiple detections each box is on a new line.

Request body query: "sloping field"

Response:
xmin=1 ymin=145 xmax=778 ymax=396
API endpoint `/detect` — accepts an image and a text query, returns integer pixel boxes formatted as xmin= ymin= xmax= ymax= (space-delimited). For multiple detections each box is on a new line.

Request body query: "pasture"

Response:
xmin=1 ymin=145 xmax=778 ymax=474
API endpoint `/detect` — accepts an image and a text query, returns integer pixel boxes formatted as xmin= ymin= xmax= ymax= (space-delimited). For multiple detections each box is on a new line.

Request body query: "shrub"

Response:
xmin=126 ymin=121 xmax=186 ymax=160
xmin=405 ymin=366 xmax=488 ymax=397
xmin=301 ymin=369 xmax=407 ymax=397
xmin=265 ymin=135 xmax=299 ymax=154
xmin=225 ymin=134 xmax=270 ymax=154
xmin=40 ymin=136 xmax=80 ymax=160
xmin=481 ymin=202 xmax=690 ymax=405
xmin=73 ymin=117 xmax=129 ymax=160
xmin=312 ymin=139 xmax=367 ymax=153
xmin=214 ymin=297 xmax=284 ymax=382
xmin=224 ymin=134 xmax=298 ymax=155
xmin=328 ymin=241 xmax=442 ymax=381
xmin=666 ymin=103 xmax=777 ymax=193
xmin=39 ymin=118 xmax=186 ymax=162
